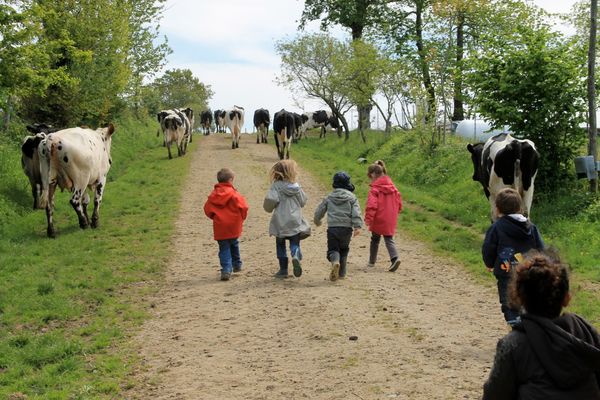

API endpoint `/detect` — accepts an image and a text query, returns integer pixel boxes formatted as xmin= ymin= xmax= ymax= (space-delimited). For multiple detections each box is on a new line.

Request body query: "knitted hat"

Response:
xmin=332 ymin=171 xmax=355 ymax=192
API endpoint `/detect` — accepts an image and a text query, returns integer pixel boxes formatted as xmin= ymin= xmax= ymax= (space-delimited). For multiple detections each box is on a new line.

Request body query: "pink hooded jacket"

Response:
xmin=364 ymin=175 xmax=402 ymax=236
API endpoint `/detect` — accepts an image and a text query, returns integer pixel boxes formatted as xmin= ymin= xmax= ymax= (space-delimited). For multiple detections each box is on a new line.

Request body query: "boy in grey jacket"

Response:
xmin=314 ymin=172 xmax=363 ymax=281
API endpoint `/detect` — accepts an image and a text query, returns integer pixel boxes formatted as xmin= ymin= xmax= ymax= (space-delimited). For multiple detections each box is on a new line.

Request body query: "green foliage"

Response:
xmin=0 ymin=1 xmax=171 ymax=129
xmin=276 ymin=33 xmax=352 ymax=135
xmin=152 ymin=68 xmax=213 ymax=117
xmin=293 ymin=130 xmax=600 ymax=323
xmin=299 ymin=0 xmax=392 ymax=39
xmin=466 ymin=24 xmax=587 ymax=192
xmin=0 ymin=116 xmax=193 ymax=398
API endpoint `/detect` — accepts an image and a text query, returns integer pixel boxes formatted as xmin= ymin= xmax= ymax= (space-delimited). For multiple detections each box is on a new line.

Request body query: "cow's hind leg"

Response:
xmin=46 ymin=183 xmax=57 ymax=238
xmin=91 ymin=179 xmax=106 ymax=229
xmin=82 ymin=191 xmax=91 ymax=227
xmin=70 ymin=188 xmax=89 ymax=229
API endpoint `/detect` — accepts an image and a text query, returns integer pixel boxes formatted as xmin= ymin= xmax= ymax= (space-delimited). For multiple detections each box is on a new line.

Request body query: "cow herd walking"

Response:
xmin=193 ymin=106 xmax=340 ymax=160
xmin=19 ymin=105 xmax=540 ymax=245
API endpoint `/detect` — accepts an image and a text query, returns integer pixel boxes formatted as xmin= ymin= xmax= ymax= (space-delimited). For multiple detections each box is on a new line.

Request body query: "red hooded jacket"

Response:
xmin=203 ymin=182 xmax=249 ymax=240
xmin=364 ymin=175 xmax=402 ymax=236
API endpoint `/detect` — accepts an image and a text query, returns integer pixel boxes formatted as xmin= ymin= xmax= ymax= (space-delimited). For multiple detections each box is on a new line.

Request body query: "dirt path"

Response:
xmin=127 ymin=134 xmax=506 ymax=399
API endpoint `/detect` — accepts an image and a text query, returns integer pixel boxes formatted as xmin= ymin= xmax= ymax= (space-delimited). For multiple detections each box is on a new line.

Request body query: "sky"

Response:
xmin=158 ymin=0 xmax=580 ymax=132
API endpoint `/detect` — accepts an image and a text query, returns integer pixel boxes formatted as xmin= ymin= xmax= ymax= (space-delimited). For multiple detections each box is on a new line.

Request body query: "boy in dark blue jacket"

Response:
xmin=482 ymin=188 xmax=544 ymax=326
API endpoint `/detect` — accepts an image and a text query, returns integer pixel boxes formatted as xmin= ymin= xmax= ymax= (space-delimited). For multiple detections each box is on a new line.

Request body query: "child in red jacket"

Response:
xmin=365 ymin=160 xmax=403 ymax=272
xmin=203 ymin=168 xmax=249 ymax=281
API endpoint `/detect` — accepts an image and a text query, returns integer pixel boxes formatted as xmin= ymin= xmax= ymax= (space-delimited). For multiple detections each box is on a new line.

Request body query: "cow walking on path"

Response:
xmin=273 ymin=109 xmax=296 ymax=160
xmin=37 ymin=124 xmax=115 ymax=238
xmin=253 ymin=108 xmax=270 ymax=144
xmin=200 ymin=111 xmax=212 ymax=135
xmin=225 ymin=106 xmax=245 ymax=149
xmin=467 ymin=133 xmax=539 ymax=220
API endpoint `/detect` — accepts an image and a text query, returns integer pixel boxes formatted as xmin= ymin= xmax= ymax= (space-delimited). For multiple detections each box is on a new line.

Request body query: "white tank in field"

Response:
xmin=453 ymin=119 xmax=509 ymax=142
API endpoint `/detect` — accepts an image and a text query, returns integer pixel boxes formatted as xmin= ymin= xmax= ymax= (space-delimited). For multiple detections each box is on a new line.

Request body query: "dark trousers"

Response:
xmin=369 ymin=233 xmax=399 ymax=264
xmin=496 ymin=274 xmax=520 ymax=325
xmin=327 ymin=227 xmax=353 ymax=277
xmin=217 ymin=238 xmax=241 ymax=274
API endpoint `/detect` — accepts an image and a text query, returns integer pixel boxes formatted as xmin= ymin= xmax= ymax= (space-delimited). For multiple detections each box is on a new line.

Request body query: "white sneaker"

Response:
xmin=366 ymin=262 xmax=375 ymax=268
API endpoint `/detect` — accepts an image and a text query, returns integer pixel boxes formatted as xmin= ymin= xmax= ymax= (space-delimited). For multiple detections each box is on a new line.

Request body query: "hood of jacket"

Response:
xmin=273 ymin=180 xmax=303 ymax=197
xmin=520 ymin=313 xmax=600 ymax=389
xmin=328 ymin=188 xmax=356 ymax=205
xmin=207 ymin=182 xmax=236 ymax=207
xmin=370 ymin=175 xmax=397 ymax=195
xmin=496 ymin=215 xmax=537 ymax=242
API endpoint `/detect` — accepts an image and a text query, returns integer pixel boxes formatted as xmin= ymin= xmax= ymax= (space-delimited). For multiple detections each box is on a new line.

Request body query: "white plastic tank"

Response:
xmin=453 ymin=119 xmax=509 ymax=142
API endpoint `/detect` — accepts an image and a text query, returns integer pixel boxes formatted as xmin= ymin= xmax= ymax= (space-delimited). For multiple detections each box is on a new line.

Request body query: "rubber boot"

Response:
xmin=275 ymin=257 xmax=288 ymax=278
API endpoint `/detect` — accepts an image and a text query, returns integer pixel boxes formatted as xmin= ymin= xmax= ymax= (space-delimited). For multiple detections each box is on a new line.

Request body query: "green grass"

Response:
xmin=293 ymin=128 xmax=600 ymax=324
xmin=0 ymin=116 xmax=193 ymax=398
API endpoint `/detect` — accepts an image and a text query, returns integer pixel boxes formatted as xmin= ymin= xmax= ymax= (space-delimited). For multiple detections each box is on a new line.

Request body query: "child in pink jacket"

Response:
xmin=364 ymin=160 xmax=403 ymax=272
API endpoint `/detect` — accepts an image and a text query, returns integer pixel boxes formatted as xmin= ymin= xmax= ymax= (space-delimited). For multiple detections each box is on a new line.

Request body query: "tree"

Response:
xmin=466 ymin=25 xmax=586 ymax=192
xmin=276 ymin=34 xmax=353 ymax=139
xmin=123 ymin=0 xmax=172 ymax=115
xmin=588 ymin=0 xmax=598 ymax=192
xmin=300 ymin=0 xmax=393 ymax=129
xmin=152 ymin=69 xmax=213 ymax=120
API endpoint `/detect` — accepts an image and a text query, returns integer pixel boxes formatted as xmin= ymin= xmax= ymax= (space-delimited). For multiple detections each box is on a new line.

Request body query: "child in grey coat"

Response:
xmin=314 ymin=172 xmax=363 ymax=281
xmin=263 ymin=160 xmax=311 ymax=278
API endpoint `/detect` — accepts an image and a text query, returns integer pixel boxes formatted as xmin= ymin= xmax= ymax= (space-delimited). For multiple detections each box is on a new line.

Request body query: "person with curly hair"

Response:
xmin=482 ymin=250 xmax=600 ymax=399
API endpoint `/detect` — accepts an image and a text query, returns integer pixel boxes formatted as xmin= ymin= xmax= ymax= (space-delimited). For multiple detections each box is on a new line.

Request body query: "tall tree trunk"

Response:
xmin=415 ymin=0 xmax=435 ymax=123
xmin=452 ymin=11 xmax=465 ymax=122
xmin=589 ymin=0 xmax=598 ymax=192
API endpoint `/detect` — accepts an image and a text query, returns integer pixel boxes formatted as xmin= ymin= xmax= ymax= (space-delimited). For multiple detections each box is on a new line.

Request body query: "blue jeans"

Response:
xmin=218 ymin=238 xmax=241 ymax=274
xmin=276 ymin=234 xmax=302 ymax=270
xmin=496 ymin=274 xmax=520 ymax=325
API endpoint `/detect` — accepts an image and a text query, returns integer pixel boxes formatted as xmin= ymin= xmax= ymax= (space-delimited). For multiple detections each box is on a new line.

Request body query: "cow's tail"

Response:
xmin=38 ymin=138 xmax=52 ymax=209
xmin=514 ymin=158 xmax=524 ymax=199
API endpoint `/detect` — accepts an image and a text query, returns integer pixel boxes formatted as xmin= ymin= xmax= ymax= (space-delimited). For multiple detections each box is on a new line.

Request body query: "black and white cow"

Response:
xmin=299 ymin=110 xmax=338 ymax=139
xmin=37 ymin=124 xmax=115 ymax=237
xmin=253 ymin=108 xmax=270 ymax=144
xmin=292 ymin=112 xmax=303 ymax=143
xmin=21 ymin=132 xmax=48 ymax=209
xmin=273 ymin=109 xmax=296 ymax=160
xmin=161 ymin=112 xmax=187 ymax=159
xmin=181 ymin=107 xmax=194 ymax=143
xmin=225 ymin=106 xmax=245 ymax=149
xmin=467 ymin=133 xmax=539 ymax=220
xmin=200 ymin=110 xmax=213 ymax=135
xmin=214 ymin=109 xmax=226 ymax=133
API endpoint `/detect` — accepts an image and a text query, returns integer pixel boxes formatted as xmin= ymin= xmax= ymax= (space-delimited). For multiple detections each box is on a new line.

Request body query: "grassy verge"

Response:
xmin=293 ymin=129 xmax=600 ymax=324
xmin=0 ymin=117 xmax=193 ymax=398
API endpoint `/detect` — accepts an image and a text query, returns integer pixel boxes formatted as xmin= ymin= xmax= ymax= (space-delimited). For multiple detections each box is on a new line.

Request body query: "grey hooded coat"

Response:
xmin=263 ymin=180 xmax=311 ymax=238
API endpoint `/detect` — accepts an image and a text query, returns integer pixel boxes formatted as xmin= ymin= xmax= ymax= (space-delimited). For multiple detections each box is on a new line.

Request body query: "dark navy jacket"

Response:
xmin=483 ymin=313 xmax=600 ymax=399
xmin=482 ymin=215 xmax=544 ymax=277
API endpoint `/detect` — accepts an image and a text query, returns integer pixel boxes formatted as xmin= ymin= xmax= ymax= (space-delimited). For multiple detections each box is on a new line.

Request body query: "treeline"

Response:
xmin=282 ymin=0 xmax=595 ymax=192
xmin=0 ymin=0 xmax=211 ymax=138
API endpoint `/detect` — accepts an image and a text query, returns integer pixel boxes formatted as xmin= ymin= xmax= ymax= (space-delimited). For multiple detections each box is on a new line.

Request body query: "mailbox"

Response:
xmin=574 ymin=156 xmax=598 ymax=180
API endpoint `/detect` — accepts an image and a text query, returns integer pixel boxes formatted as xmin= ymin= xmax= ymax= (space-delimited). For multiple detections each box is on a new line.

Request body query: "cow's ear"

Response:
xmin=107 ymin=123 xmax=115 ymax=136
xmin=467 ymin=144 xmax=474 ymax=153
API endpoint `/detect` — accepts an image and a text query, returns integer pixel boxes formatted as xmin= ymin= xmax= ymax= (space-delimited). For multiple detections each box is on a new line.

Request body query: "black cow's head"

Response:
xmin=467 ymin=142 xmax=491 ymax=198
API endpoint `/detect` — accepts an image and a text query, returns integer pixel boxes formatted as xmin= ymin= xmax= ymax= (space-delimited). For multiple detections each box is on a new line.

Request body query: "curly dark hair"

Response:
xmin=508 ymin=249 xmax=570 ymax=319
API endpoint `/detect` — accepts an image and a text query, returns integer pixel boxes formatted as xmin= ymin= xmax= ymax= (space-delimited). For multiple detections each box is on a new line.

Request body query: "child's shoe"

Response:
xmin=220 ymin=272 xmax=231 ymax=281
xmin=292 ymin=257 xmax=302 ymax=277
xmin=274 ymin=269 xmax=288 ymax=278
xmin=233 ymin=266 xmax=242 ymax=273
xmin=366 ymin=262 xmax=375 ymax=268
xmin=330 ymin=261 xmax=340 ymax=281
xmin=389 ymin=259 xmax=401 ymax=272
xmin=339 ymin=265 xmax=346 ymax=279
